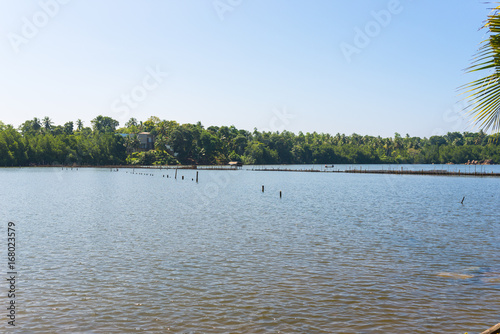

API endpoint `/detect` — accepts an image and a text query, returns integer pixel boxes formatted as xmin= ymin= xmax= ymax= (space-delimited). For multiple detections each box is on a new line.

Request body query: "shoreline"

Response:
xmin=1 ymin=164 xmax=498 ymax=177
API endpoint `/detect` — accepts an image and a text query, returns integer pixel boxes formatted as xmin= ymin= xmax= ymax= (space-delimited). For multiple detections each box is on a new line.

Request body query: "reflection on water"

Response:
xmin=438 ymin=267 xmax=500 ymax=283
xmin=0 ymin=167 xmax=499 ymax=333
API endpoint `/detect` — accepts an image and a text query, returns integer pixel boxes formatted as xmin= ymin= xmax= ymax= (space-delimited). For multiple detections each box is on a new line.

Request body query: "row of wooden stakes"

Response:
xmin=126 ymin=169 xmax=199 ymax=182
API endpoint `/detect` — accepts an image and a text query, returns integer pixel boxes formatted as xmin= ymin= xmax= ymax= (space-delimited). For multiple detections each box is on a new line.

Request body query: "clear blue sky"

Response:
xmin=0 ymin=0 xmax=492 ymax=137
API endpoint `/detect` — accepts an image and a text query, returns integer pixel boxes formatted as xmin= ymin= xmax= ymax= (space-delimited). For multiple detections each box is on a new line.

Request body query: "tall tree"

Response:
xmin=125 ymin=118 xmax=138 ymax=128
xmin=42 ymin=116 xmax=53 ymax=131
xmin=32 ymin=117 xmax=41 ymax=132
xmin=76 ymin=119 xmax=84 ymax=131
xmin=64 ymin=121 xmax=74 ymax=135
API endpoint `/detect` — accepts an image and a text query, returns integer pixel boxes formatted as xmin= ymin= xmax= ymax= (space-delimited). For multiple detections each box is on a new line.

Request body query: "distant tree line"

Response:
xmin=0 ymin=115 xmax=499 ymax=166
xmin=0 ymin=116 xmax=125 ymax=166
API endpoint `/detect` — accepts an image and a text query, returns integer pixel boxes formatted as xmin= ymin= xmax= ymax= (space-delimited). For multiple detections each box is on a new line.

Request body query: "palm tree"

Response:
xmin=154 ymin=135 xmax=168 ymax=151
xmin=462 ymin=3 xmax=500 ymax=132
xmin=125 ymin=118 xmax=138 ymax=128
xmin=32 ymin=117 xmax=41 ymax=132
xmin=42 ymin=116 xmax=53 ymax=131
xmin=131 ymin=134 xmax=140 ymax=151
xmin=123 ymin=134 xmax=141 ymax=153
xmin=124 ymin=135 xmax=134 ymax=154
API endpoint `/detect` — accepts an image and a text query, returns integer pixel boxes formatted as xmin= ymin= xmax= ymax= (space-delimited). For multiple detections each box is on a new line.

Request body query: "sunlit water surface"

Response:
xmin=1 ymin=167 xmax=499 ymax=333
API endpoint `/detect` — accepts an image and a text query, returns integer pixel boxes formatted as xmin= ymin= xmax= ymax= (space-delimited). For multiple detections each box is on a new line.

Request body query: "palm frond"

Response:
xmin=462 ymin=3 xmax=500 ymax=132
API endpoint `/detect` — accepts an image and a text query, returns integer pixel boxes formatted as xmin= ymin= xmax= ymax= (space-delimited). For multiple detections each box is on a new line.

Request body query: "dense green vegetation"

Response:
xmin=0 ymin=116 xmax=499 ymax=166
xmin=0 ymin=117 xmax=125 ymax=166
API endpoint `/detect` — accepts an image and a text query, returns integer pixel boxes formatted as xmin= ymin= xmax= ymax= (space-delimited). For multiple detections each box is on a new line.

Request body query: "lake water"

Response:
xmin=246 ymin=163 xmax=500 ymax=174
xmin=1 ymin=166 xmax=499 ymax=333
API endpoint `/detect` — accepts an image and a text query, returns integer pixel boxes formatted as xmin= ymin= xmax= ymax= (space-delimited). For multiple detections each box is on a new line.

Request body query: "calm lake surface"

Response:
xmin=1 ymin=166 xmax=499 ymax=333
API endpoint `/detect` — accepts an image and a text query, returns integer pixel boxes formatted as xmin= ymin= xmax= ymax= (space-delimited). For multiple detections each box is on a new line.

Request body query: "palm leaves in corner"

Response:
xmin=462 ymin=3 xmax=500 ymax=132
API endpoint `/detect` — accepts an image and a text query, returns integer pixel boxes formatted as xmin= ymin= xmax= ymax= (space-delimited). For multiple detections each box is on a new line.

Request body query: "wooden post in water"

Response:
xmin=196 ymin=171 xmax=199 ymax=183
xmin=280 ymin=190 xmax=282 ymax=198
xmin=480 ymin=323 xmax=500 ymax=334
xmin=182 ymin=176 xmax=184 ymax=180
xmin=175 ymin=168 xmax=178 ymax=180
xmin=262 ymin=185 xmax=264 ymax=192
